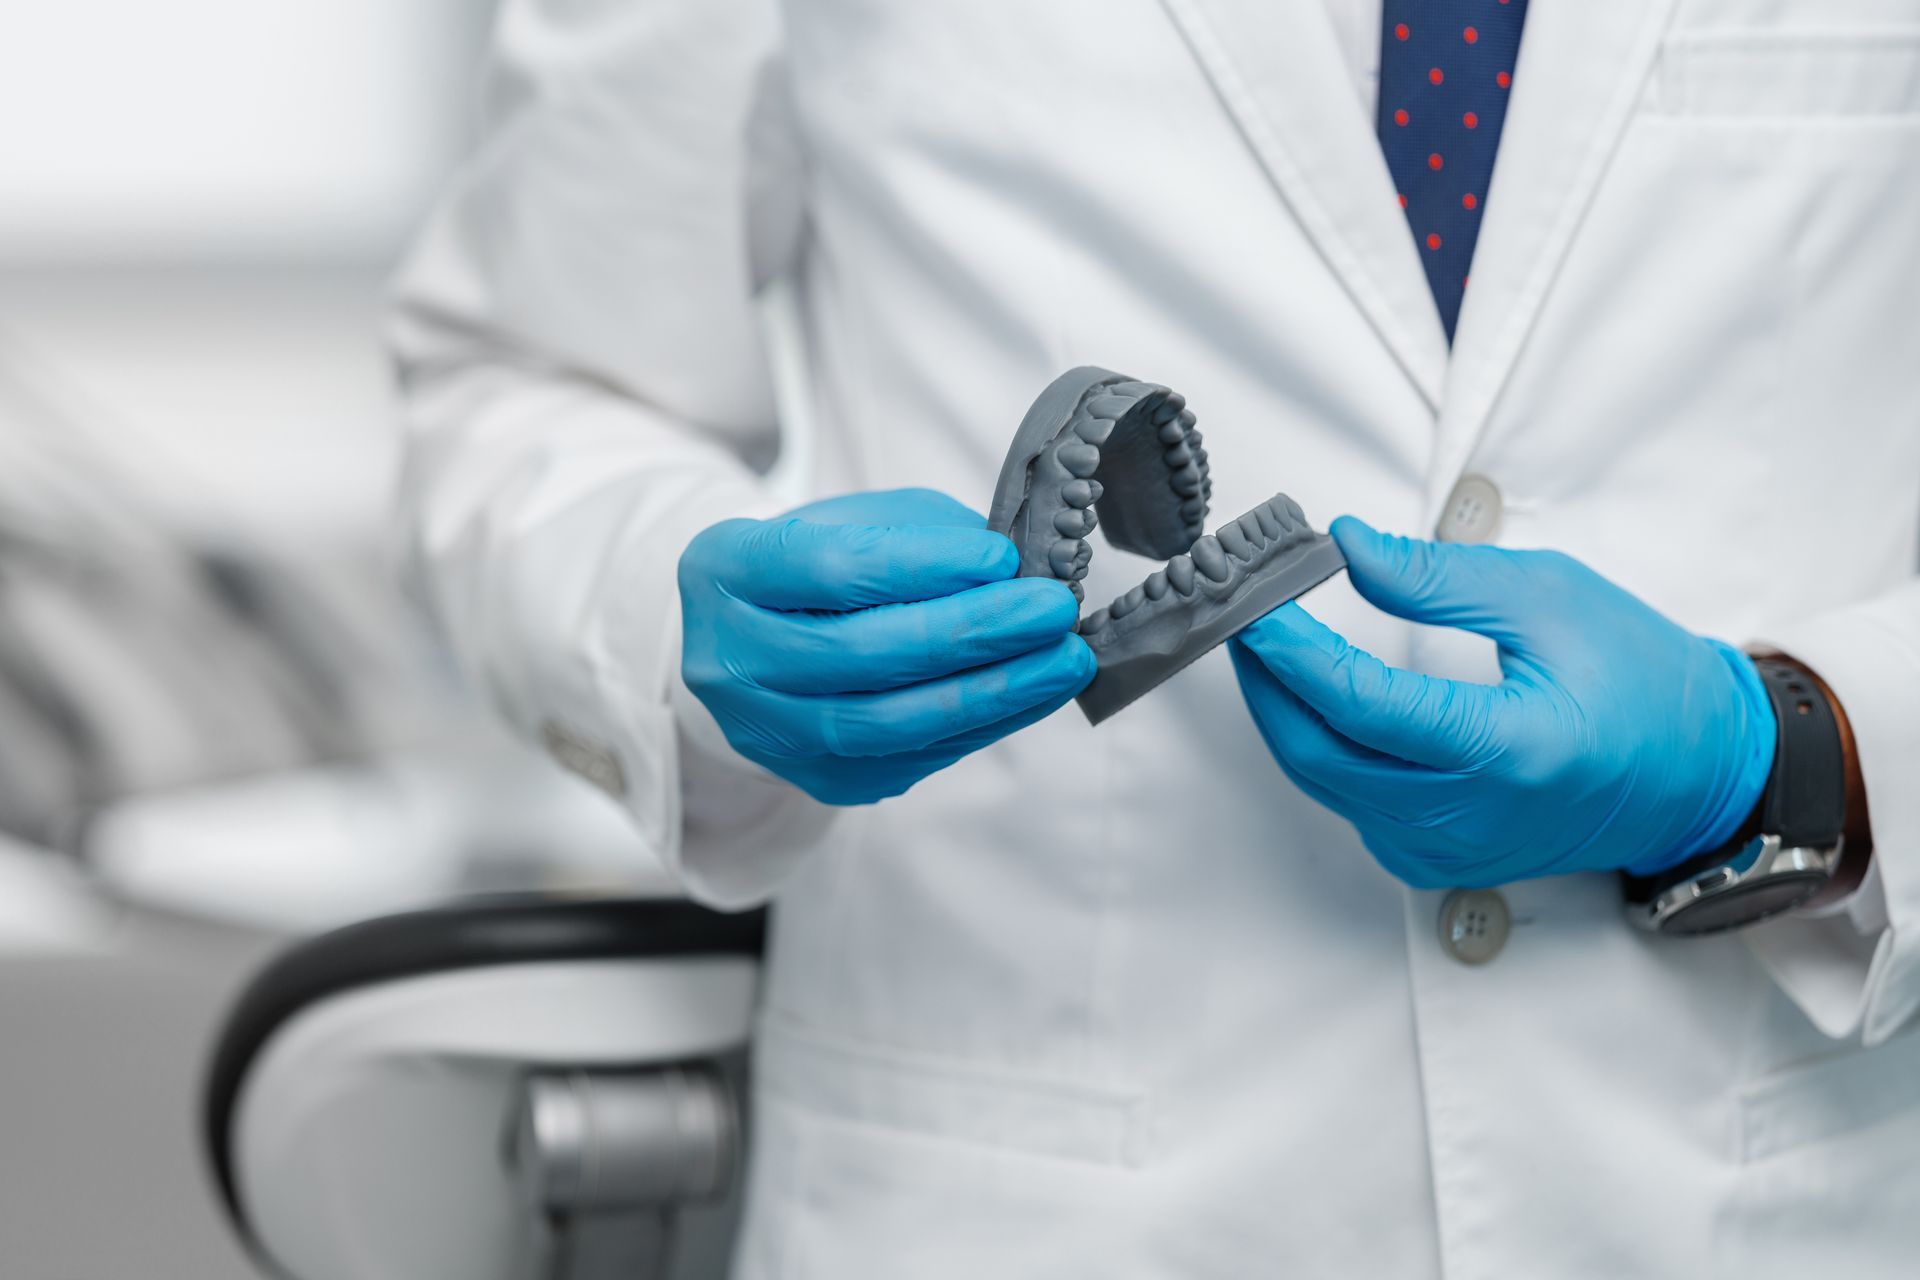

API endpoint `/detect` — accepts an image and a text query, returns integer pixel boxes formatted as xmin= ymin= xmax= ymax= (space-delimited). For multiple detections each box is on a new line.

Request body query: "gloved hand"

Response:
xmin=679 ymin=488 xmax=1095 ymax=805
xmin=1230 ymin=517 xmax=1777 ymax=888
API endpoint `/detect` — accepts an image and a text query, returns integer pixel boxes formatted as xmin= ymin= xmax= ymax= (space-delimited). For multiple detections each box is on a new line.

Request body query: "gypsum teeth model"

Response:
xmin=986 ymin=366 xmax=1348 ymax=725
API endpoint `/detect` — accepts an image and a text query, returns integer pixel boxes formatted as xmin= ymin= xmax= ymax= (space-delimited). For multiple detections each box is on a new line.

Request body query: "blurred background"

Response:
xmin=0 ymin=4 xmax=669 ymax=1274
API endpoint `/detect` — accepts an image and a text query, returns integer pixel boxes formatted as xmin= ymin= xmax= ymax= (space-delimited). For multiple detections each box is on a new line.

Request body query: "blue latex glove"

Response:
xmin=679 ymin=488 xmax=1094 ymax=805
xmin=1231 ymin=517 xmax=1776 ymax=888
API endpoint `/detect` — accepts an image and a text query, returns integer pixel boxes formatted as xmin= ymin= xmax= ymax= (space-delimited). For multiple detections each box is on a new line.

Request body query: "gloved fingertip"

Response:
xmin=1235 ymin=602 xmax=1322 ymax=668
xmin=980 ymin=531 xmax=1021 ymax=578
xmin=1240 ymin=600 xmax=1313 ymax=641
xmin=1005 ymin=633 xmax=1097 ymax=709
xmin=998 ymin=574 xmax=1087 ymax=636
xmin=893 ymin=486 xmax=989 ymax=528
xmin=1227 ymin=631 xmax=1282 ymax=693
xmin=1328 ymin=520 xmax=1453 ymax=611
xmin=928 ymin=527 xmax=1020 ymax=585
xmin=1328 ymin=515 xmax=1402 ymax=574
xmin=1327 ymin=514 xmax=1378 ymax=545
xmin=1066 ymin=631 xmax=1098 ymax=682
xmin=1036 ymin=573 xmax=1083 ymax=613
xmin=1037 ymin=628 xmax=1091 ymax=677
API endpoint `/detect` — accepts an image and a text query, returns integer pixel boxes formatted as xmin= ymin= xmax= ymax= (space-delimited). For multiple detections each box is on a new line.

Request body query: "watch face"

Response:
xmin=1664 ymin=872 xmax=1829 ymax=936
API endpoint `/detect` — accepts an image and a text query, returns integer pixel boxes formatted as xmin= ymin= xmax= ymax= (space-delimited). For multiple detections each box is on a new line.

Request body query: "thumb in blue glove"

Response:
xmin=1230 ymin=517 xmax=1776 ymax=888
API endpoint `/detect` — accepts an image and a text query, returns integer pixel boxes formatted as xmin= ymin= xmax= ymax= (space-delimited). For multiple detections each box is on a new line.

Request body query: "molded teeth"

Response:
xmin=1061 ymin=478 xmax=1103 ymax=508
xmin=1143 ymin=569 xmax=1170 ymax=600
xmin=1054 ymin=507 xmax=1097 ymax=537
xmin=1074 ymin=415 xmax=1116 ymax=446
xmin=1081 ymin=607 xmax=1110 ymax=634
xmin=1151 ymin=393 xmax=1187 ymax=425
xmin=1217 ymin=523 xmax=1253 ymax=560
xmin=1085 ymin=394 xmax=1137 ymax=420
xmin=1255 ymin=502 xmax=1285 ymax=540
xmin=1057 ymin=442 xmax=1101 ymax=478
xmin=1166 ymin=554 xmax=1196 ymax=595
xmin=1164 ymin=410 xmax=1208 ymax=502
xmin=1236 ymin=512 xmax=1268 ymax=547
xmin=1049 ymin=539 xmax=1089 ymax=579
xmin=1190 ymin=535 xmax=1231 ymax=583
xmin=1179 ymin=497 xmax=1208 ymax=522
xmin=1110 ymin=583 xmax=1147 ymax=619
xmin=1281 ymin=495 xmax=1306 ymax=525
xmin=1108 ymin=381 xmax=1162 ymax=400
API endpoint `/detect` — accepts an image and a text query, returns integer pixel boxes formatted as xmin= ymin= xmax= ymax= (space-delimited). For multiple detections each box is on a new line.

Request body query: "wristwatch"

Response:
xmin=1622 ymin=659 xmax=1848 ymax=936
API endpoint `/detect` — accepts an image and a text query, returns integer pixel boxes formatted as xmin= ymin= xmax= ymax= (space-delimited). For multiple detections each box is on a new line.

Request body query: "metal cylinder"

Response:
xmin=512 ymin=1067 xmax=737 ymax=1214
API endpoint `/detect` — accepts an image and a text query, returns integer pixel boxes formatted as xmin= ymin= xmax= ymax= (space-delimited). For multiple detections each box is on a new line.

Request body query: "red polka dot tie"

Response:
xmin=1378 ymin=0 xmax=1528 ymax=340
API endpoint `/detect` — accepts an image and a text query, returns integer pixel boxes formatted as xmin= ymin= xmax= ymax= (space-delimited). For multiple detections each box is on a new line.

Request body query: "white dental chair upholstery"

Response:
xmin=204 ymin=897 xmax=766 ymax=1280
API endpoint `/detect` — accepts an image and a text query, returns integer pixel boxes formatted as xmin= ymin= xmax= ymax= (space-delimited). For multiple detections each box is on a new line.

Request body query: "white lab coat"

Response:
xmin=392 ymin=0 xmax=1920 ymax=1274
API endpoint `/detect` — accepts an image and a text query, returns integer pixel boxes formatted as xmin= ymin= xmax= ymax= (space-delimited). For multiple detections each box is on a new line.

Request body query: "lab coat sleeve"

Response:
xmin=1747 ymin=578 xmax=1920 ymax=1046
xmin=389 ymin=0 xmax=834 ymax=909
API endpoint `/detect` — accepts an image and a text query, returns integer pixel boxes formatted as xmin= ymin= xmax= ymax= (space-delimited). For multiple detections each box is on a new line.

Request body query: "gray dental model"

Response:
xmin=987 ymin=367 xmax=1347 ymax=724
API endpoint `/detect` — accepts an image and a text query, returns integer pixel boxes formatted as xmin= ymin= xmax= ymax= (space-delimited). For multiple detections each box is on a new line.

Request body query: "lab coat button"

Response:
xmin=1438 ymin=889 xmax=1510 ymax=965
xmin=540 ymin=719 xmax=629 ymax=799
xmin=1436 ymin=474 xmax=1502 ymax=544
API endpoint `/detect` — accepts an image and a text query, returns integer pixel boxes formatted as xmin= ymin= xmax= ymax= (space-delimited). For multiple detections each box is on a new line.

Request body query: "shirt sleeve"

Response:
xmin=389 ymin=0 xmax=833 ymax=908
xmin=1747 ymin=579 xmax=1920 ymax=1046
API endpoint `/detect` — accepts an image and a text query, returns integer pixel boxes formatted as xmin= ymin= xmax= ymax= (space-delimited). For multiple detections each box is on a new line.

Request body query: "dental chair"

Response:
xmin=203 ymin=896 xmax=766 ymax=1280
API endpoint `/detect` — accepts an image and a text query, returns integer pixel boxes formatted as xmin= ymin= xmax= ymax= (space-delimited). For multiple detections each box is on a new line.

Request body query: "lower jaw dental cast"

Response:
xmin=987 ymin=367 xmax=1348 ymax=724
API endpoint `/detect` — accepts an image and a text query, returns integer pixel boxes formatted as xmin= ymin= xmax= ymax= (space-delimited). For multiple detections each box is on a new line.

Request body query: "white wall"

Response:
xmin=0 ymin=0 xmax=494 ymax=265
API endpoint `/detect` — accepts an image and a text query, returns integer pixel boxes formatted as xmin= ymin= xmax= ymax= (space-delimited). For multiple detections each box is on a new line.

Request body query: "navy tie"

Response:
xmin=1377 ymin=0 xmax=1529 ymax=340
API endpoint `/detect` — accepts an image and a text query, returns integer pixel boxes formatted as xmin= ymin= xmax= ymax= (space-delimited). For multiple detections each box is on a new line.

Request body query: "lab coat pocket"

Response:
xmin=1650 ymin=28 xmax=1920 ymax=117
xmin=752 ymin=1009 xmax=1147 ymax=1167
xmin=737 ymin=1084 xmax=1147 ymax=1280
xmin=1736 ymin=1028 xmax=1920 ymax=1161
xmin=1716 ymin=1029 xmax=1920 ymax=1276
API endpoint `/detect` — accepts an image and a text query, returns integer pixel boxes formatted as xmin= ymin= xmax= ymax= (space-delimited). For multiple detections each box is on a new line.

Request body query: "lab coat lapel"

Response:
xmin=1433 ymin=0 xmax=1682 ymax=487
xmin=1160 ymin=0 xmax=1448 ymax=412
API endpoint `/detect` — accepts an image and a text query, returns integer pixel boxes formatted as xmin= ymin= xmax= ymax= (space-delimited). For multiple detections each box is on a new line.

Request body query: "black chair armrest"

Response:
xmin=204 ymin=895 xmax=765 ymax=1253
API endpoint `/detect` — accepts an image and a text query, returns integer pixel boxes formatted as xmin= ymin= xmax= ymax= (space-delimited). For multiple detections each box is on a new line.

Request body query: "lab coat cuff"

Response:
xmin=663 ymin=615 xmax=840 ymax=910
xmin=589 ymin=486 xmax=837 ymax=911
xmin=1746 ymin=591 xmax=1920 ymax=1045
